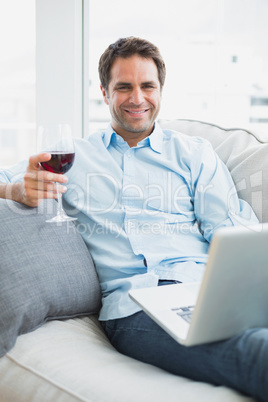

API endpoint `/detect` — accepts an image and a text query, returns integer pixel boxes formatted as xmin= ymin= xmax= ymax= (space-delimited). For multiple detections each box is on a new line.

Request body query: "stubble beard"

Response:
xmin=111 ymin=106 xmax=159 ymax=135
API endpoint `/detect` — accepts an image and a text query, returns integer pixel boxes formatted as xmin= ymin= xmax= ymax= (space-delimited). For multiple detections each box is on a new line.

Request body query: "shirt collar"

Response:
xmin=102 ymin=123 xmax=116 ymax=148
xmin=102 ymin=122 xmax=164 ymax=154
xmin=148 ymin=122 xmax=164 ymax=154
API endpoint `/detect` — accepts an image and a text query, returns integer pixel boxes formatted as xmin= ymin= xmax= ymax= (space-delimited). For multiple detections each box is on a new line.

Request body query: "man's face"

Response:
xmin=101 ymin=55 xmax=161 ymax=144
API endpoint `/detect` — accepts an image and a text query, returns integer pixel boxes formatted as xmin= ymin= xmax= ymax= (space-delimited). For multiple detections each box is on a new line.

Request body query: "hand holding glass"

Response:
xmin=37 ymin=124 xmax=77 ymax=223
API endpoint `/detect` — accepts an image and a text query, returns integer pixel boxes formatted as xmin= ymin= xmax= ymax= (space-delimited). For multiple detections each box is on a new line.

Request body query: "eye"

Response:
xmin=116 ymin=85 xmax=131 ymax=91
xmin=143 ymin=84 xmax=155 ymax=90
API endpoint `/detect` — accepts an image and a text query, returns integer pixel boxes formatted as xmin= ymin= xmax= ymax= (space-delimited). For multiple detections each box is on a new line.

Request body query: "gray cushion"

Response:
xmin=0 ymin=199 xmax=101 ymax=357
xmin=159 ymin=119 xmax=268 ymax=223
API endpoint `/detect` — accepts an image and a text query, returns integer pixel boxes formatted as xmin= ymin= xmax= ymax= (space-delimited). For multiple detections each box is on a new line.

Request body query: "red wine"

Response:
xmin=41 ymin=152 xmax=75 ymax=174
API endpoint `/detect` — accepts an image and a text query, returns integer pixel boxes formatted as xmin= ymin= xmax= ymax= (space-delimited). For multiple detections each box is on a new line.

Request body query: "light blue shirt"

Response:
xmin=0 ymin=123 xmax=258 ymax=320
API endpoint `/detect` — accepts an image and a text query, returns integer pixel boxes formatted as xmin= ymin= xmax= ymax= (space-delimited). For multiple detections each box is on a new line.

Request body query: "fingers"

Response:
xmin=28 ymin=153 xmax=51 ymax=169
xmin=24 ymin=169 xmax=68 ymax=185
xmin=22 ymin=153 xmax=68 ymax=207
xmin=24 ymin=175 xmax=67 ymax=196
xmin=27 ymin=153 xmax=68 ymax=184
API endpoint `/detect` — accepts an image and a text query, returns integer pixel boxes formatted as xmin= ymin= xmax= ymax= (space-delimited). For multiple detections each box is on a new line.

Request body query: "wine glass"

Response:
xmin=37 ymin=124 xmax=77 ymax=223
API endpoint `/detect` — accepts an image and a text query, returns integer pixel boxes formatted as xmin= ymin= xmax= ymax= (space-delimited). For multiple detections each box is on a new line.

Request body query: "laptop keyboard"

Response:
xmin=171 ymin=305 xmax=195 ymax=323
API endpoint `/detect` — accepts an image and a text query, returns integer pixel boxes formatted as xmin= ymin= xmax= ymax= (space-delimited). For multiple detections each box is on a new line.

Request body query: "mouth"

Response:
xmin=124 ymin=108 xmax=149 ymax=117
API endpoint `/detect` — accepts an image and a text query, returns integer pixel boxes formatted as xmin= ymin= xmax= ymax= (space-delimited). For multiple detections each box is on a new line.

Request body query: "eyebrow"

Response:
xmin=114 ymin=82 xmax=131 ymax=87
xmin=142 ymin=81 xmax=158 ymax=86
xmin=114 ymin=80 xmax=158 ymax=87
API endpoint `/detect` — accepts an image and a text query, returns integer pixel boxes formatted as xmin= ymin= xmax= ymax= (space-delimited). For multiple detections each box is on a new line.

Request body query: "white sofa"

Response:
xmin=1 ymin=119 xmax=267 ymax=402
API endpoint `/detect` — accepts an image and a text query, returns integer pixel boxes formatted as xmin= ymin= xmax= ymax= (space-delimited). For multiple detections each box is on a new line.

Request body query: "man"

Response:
xmin=0 ymin=37 xmax=267 ymax=401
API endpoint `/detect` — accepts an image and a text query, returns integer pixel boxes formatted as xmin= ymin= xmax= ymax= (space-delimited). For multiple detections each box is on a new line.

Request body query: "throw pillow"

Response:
xmin=0 ymin=199 xmax=101 ymax=357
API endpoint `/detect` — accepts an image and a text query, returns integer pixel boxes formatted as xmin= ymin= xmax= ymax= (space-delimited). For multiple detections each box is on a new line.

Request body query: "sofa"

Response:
xmin=1 ymin=118 xmax=267 ymax=402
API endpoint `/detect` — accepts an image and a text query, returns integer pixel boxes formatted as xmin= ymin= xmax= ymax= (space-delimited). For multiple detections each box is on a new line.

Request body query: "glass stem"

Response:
xmin=56 ymin=182 xmax=63 ymax=217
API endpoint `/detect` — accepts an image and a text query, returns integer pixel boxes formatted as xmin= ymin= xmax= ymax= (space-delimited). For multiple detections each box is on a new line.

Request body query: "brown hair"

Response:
xmin=98 ymin=37 xmax=166 ymax=92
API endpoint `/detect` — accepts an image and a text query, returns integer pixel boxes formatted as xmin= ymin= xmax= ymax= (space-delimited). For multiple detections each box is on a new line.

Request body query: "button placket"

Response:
xmin=122 ymin=148 xmax=145 ymax=258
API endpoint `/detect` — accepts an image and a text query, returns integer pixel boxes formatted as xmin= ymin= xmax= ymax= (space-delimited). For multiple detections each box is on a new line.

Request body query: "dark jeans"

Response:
xmin=101 ymin=281 xmax=268 ymax=401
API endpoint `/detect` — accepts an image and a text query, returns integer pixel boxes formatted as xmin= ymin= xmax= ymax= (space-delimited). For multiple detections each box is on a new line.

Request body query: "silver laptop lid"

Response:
xmin=186 ymin=223 xmax=268 ymax=345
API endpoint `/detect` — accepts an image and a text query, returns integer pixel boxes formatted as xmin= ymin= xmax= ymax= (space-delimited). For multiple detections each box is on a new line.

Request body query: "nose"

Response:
xmin=129 ymin=87 xmax=144 ymax=105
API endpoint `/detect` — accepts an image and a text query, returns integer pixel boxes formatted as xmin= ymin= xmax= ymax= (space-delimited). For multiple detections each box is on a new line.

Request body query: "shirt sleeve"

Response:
xmin=191 ymin=139 xmax=259 ymax=243
xmin=0 ymin=160 xmax=28 ymax=184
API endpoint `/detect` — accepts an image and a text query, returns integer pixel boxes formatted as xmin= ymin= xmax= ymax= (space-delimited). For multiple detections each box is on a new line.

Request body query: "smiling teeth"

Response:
xmin=128 ymin=110 xmax=146 ymax=114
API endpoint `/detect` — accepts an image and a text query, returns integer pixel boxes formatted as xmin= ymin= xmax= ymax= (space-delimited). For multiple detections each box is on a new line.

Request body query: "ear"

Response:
xmin=100 ymin=85 xmax=109 ymax=105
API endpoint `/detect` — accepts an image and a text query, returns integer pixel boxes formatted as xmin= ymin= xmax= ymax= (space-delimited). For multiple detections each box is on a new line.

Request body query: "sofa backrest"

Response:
xmin=159 ymin=119 xmax=268 ymax=223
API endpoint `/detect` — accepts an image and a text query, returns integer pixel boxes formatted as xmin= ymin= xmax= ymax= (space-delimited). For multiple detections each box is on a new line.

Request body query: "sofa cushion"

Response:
xmin=0 ymin=316 xmax=252 ymax=402
xmin=0 ymin=199 xmax=101 ymax=357
xmin=159 ymin=119 xmax=268 ymax=223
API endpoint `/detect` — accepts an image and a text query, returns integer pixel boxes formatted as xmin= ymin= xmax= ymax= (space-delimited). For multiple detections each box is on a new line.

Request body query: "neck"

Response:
xmin=112 ymin=124 xmax=155 ymax=148
xmin=124 ymin=133 xmax=149 ymax=147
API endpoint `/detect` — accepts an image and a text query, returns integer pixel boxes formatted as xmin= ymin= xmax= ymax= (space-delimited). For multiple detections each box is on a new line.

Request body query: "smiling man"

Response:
xmin=0 ymin=37 xmax=267 ymax=401
xmin=100 ymin=52 xmax=161 ymax=146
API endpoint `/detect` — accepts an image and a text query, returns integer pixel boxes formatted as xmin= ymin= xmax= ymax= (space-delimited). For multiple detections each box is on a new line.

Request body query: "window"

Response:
xmin=0 ymin=0 xmax=86 ymax=169
xmin=1 ymin=0 xmax=267 ymax=169
xmin=88 ymin=0 xmax=268 ymax=138
xmin=0 ymin=0 xmax=36 ymax=168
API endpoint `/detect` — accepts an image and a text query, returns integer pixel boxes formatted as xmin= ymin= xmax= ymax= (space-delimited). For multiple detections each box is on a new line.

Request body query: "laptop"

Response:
xmin=129 ymin=223 xmax=268 ymax=346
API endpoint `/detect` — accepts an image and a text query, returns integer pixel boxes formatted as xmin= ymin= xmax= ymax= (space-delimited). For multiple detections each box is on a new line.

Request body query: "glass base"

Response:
xmin=46 ymin=214 xmax=77 ymax=223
